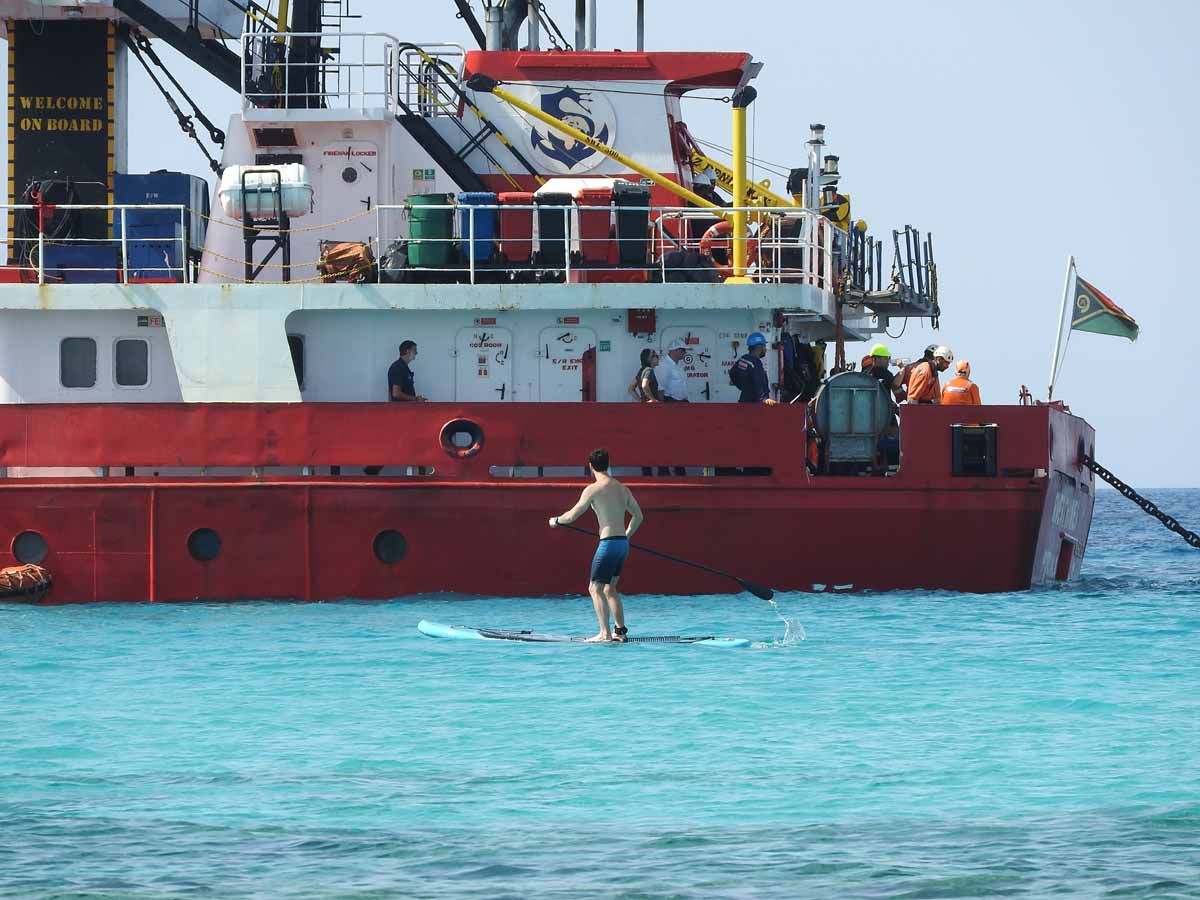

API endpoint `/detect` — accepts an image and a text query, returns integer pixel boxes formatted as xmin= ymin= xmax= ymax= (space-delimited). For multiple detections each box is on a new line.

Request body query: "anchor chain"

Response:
xmin=1082 ymin=455 xmax=1200 ymax=549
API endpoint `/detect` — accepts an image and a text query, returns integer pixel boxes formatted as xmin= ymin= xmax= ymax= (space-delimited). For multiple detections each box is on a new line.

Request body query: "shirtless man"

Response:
xmin=548 ymin=448 xmax=644 ymax=642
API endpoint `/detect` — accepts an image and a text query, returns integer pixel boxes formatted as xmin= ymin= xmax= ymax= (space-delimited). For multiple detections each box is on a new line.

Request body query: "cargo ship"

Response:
xmin=0 ymin=0 xmax=1095 ymax=602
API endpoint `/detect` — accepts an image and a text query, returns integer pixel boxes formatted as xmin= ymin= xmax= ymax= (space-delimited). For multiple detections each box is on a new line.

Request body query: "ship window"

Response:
xmin=12 ymin=530 xmax=48 ymax=564
xmin=60 ymin=338 xmax=97 ymax=388
xmin=951 ymin=424 xmax=998 ymax=477
xmin=288 ymin=334 xmax=305 ymax=390
xmin=187 ymin=528 xmax=222 ymax=562
xmin=373 ymin=530 xmax=407 ymax=564
xmin=115 ymin=339 xmax=150 ymax=387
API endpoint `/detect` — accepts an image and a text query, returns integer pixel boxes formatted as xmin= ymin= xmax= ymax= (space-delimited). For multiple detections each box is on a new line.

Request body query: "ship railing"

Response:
xmin=0 ymin=204 xmax=191 ymax=286
xmin=395 ymin=44 xmax=468 ymax=117
xmin=240 ymin=31 xmax=465 ymax=113
xmin=365 ymin=202 xmax=844 ymax=288
xmin=654 ymin=208 xmax=840 ymax=291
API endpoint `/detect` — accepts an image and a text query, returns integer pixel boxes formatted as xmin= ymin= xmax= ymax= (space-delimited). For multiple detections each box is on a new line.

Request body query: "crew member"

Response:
xmin=730 ymin=332 xmax=778 ymax=404
xmin=656 ymin=339 xmax=690 ymax=402
xmin=941 ymin=359 xmax=982 ymax=406
xmin=862 ymin=342 xmax=904 ymax=402
xmin=905 ymin=345 xmax=954 ymax=404
xmin=549 ymin=448 xmax=644 ymax=643
xmin=893 ymin=344 xmax=937 ymax=401
xmin=862 ymin=342 xmax=900 ymax=468
xmin=388 ymin=340 xmax=427 ymax=402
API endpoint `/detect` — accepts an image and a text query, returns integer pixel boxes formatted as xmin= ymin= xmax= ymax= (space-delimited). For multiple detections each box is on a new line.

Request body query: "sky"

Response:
xmin=5 ymin=0 xmax=1198 ymax=487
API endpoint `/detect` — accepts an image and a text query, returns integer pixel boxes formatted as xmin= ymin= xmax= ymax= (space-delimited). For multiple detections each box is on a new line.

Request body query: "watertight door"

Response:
xmin=538 ymin=326 xmax=597 ymax=401
xmin=660 ymin=326 xmax=718 ymax=402
xmin=319 ymin=142 xmax=379 ymax=225
xmin=454 ymin=327 xmax=513 ymax=401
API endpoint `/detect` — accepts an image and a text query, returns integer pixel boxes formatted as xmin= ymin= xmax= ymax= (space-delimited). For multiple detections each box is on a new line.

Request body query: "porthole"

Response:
xmin=373 ymin=530 xmax=407 ymax=564
xmin=341 ymin=166 xmax=358 ymax=184
xmin=439 ymin=419 xmax=484 ymax=459
xmin=12 ymin=531 xmax=48 ymax=564
xmin=187 ymin=528 xmax=222 ymax=562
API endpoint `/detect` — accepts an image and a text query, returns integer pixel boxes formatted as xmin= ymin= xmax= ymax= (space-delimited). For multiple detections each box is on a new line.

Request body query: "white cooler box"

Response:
xmin=218 ymin=164 xmax=312 ymax=219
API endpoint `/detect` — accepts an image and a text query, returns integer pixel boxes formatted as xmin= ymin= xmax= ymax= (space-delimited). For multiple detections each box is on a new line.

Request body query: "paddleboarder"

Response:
xmin=549 ymin=448 xmax=643 ymax=642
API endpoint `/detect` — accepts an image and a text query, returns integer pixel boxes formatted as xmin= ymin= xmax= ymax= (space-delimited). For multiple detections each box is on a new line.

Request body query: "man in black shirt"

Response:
xmin=388 ymin=340 xmax=427 ymax=402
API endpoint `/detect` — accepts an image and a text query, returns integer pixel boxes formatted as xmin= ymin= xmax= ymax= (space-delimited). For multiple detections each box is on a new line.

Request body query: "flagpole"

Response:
xmin=1047 ymin=255 xmax=1076 ymax=400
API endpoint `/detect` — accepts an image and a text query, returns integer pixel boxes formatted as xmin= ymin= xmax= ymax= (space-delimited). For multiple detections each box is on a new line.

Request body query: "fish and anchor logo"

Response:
xmin=514 ymin=85 xmax=617 ymax=174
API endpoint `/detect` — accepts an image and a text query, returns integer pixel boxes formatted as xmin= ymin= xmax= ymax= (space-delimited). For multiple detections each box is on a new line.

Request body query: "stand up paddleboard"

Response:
xmin=417 ymin=620 xmax=751 ymax=649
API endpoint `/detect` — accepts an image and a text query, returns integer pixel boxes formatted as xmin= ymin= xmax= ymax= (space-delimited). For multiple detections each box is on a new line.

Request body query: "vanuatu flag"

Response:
xmin=1071 ymin=276 xmax=1139 ymax=341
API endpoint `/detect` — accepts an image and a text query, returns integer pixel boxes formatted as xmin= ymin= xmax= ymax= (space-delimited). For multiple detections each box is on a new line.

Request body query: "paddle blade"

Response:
xmin=738 ymin=579 xmax=774 ymax=601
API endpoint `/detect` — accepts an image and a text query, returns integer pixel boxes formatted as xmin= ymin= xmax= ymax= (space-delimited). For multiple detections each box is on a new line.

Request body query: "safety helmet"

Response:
xmin=933 ymin=345 xmax=954 ymax=362
xmin=869 ymin=342 xmax=891 ymax=358
xmin=747 ymin=332 xmax=768 ymax=348
xmin=924 ymin=344 xmax=938 ymax=357
xmin=956 ymin=359 xmax=970 ymax=375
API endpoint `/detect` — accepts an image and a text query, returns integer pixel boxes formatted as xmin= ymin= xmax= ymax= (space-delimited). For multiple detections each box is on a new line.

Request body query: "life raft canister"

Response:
xmin=699 ymin=220 xmax=758 ymax=279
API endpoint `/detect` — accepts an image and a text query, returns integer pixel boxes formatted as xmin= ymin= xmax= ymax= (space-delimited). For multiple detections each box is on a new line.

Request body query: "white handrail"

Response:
xmin=0 ymin=203 xmax=189 ymax=285
xmin=368 ymin=203 xmax=843 ymax=287
xmin=239 ymin=33 xmax=466 ymax=114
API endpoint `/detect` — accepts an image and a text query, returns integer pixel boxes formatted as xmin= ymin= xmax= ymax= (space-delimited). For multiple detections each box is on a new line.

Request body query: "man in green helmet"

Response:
xmin=861 ymin=342 xmax=901 ymax=470
xmin=862 ymin=342 xmax=902 ymax=402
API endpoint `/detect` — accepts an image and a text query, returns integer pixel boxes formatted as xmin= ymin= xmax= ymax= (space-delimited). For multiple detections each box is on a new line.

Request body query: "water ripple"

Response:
xmin=1 ymin=490 xmax=1199 ymax=896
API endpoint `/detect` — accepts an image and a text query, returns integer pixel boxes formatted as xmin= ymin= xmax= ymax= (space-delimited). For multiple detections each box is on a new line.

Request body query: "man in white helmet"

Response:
xmin=905 ymin=345 xmax=953 ymax=404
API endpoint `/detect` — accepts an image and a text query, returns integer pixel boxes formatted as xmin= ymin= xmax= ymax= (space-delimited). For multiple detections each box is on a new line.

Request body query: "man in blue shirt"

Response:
xmin=387 ymin=340 xmax=427 ymax=402
xmin=730 ymin=332 xmax=777 ymax=404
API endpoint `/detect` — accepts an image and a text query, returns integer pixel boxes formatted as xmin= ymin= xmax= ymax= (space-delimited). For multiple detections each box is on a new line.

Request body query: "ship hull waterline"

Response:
xmin=0 ymin=402 xmax=1095 ymax=602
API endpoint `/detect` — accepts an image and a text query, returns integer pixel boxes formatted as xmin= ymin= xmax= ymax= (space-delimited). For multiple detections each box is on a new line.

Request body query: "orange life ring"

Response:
xmin=439 ymin=419 xmax=485 ymax=460
xmin=699 ymin=220 xmax=758 ymax=279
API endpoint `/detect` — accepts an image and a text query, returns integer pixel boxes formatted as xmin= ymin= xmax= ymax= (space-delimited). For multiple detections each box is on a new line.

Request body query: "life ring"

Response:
xmin=699 ymin=220 xmax=758 ymax=279
xmin=0 ymin=564 xmax=52 ymax=601
xmin=439 ymin=419 xmax=485 ymax=460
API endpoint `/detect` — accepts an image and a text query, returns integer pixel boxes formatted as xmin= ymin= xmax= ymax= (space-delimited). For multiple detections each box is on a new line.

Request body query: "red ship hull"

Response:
xmin=0 ymin=403 xmax=1095 ymax=602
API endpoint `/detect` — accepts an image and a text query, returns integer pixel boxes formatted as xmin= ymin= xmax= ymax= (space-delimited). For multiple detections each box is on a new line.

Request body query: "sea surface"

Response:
xmin=2 ymin=489 xmax=1199 ymax=898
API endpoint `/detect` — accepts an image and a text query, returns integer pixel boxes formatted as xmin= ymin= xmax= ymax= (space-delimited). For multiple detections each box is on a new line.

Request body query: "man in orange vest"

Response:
xmin=905 ymin=346 xmax=953 ymax=404
xmin=942 ymin=359 xmax=982 ymax=406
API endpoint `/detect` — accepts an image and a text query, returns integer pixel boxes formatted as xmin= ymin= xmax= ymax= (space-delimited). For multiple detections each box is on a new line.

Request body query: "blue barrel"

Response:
xmin=457 ymin=192 xmax=497 ymax=264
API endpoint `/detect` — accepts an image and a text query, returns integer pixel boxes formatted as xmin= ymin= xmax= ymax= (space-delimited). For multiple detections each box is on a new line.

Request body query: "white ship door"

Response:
xmin=319 ymin=141 xmax=380 ymax=225
xmin=454 ymin=327 xmax=514 ymax=401
xmin=661 ymin=326 xmax=718 ymax=402
xmin=539 ymin=325 xmax=597 ymax=401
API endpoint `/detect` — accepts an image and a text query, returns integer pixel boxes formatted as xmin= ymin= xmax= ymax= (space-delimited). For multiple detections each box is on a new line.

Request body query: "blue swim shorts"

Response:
xmin=589 ymin=536 xmax=629 ymax=585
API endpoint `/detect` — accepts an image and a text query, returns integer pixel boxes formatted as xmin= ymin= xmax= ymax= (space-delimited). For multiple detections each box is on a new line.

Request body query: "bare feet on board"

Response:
xmin=585 ymin=631 xmax=612 ymax=643
xmin=612 ymin=626 xmax=628 ymax=643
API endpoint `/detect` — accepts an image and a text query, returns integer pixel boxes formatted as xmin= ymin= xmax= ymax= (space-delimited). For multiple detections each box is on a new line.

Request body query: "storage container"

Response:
xmin=612 ymin=180 xmax=651 ymax=266
xmin=217 ymin=164 xmax=312 ymax=219
xmin=115 ymin=170 xmax=211 ymax=282
xmin=42 ymin=244 xmax=123 ymax=284
xmin=535 ymin=192 xmax=574 ymax=267
xmin=576 ymin=186 xmax=613 ymax=264
xmin=407 ymin=193 xmax=455 ymax=267
xmin=457 ymin=191 xmax=497 ymax=264
xmin=498 ymin=192 xmax=534 ymax=264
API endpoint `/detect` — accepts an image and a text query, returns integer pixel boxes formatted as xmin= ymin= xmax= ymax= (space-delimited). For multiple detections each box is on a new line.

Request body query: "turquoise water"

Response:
xmin=3 ymin=490 xmax=1199 ymax=898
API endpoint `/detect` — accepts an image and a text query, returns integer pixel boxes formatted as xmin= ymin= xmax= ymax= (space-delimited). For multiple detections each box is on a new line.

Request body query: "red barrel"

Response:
xmin=498 ymin=192 xmax=534 ymax=264
xmin=577 ymin=187 xmax=613 ymax=264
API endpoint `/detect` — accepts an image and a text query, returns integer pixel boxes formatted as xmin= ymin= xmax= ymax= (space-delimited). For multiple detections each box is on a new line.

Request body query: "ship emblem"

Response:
xmin=523 ymin=86 xmax=616 ymax=174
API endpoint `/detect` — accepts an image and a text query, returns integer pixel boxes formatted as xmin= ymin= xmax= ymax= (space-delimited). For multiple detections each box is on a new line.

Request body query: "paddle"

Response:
xmin=555 ymin=522 xmax=775 ymax=601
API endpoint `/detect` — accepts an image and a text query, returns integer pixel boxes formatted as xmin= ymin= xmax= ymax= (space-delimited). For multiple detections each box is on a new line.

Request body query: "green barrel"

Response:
xmin=407 ymin=193 xmax=455 ymax=267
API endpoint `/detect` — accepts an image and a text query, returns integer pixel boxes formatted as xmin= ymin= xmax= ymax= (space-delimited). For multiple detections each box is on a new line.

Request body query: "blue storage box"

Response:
xmin=457 ymin=191 xmax=497 ymax=263
xmin=114 ymin=170 xmax=210 ymax=281
xmin=42 ymin=244 xmax=122 ymax=284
